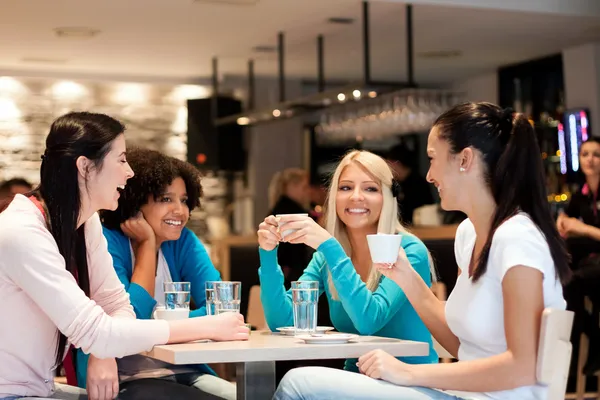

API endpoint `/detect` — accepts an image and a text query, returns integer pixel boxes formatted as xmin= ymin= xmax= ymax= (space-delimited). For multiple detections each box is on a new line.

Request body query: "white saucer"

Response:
xmin=276 ymin=326 xmax=334 ymax=336
xmin=295 ymin=333 xmax=358 ymax=344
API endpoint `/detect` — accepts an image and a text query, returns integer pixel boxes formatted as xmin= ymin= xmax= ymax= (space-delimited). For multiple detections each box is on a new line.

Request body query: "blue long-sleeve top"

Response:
xmin=259 ymin=234 xmax=438 ymax=371
xmin=75 ymin=226 xmax=219 ymax=387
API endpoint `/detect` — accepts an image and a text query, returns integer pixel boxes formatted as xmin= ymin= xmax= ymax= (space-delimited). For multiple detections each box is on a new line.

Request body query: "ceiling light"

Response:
xmin=417 ymin=50 xmax=462 ymax=59
xmin=193 ymin=0 xmax=259 ymax=5
xmin=327 ymin=17 xmax=355 ymax=25
xmin=352 ymin=90 xmax=361 ymax=99
xmin=237 ymin=117 xmax=250 ymax=125
xmin=54 ymin=27 xmax=100 ymax=39
xmin=50 ymin=81 xmax=89 ymax=101
xmin=21 ymin=57 xmax=68 ymax=64
xmin=368 ymin=91 xmax=377 ymax=98
xmin=252 ymin=45 xmax=276 ymax=53
xmin=272 ymin=109 xmax=281 ymax=117
xmin=337 ymin=93 xmax=346 ymax=102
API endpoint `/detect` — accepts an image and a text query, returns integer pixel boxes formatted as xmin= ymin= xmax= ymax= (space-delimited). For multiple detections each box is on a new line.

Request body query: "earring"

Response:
xmin=459 ymin=167 xmax=466 ymax=172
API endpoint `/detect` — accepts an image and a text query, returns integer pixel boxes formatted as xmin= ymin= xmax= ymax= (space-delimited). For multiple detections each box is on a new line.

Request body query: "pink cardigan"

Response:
xmin=0 ymin=195 xmax=170 ymax=398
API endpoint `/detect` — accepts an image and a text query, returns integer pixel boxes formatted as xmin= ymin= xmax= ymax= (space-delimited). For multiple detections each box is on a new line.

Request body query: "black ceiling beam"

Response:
xmin=406 ymin=4 xmax=415 ymax=87
xmin=362 ymin=1 xmax=371 ymax=84
xmin=248 ymin=59 xmax=255 ymax=110
xmin=278 ymin=32 xmax=285 ymax=102
xmin=317 ymin=34 xmax=325 ymax=92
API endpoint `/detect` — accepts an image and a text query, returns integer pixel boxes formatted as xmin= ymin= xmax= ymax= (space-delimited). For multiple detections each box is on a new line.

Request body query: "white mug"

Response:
xmin=154 ymin=306 xmax=189 ymax=321
xmin=366 ymin=234 xmax=403 ymax=264
xmin=276 ymin=213 xmax=309 ymax=238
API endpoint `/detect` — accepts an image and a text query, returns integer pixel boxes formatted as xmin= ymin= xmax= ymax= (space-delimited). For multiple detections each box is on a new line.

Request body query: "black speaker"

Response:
xmin=187 ymin=96 xmax=246 ymax=171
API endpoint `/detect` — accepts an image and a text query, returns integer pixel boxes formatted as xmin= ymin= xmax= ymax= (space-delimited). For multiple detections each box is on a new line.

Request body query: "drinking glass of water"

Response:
xmin=291 ymin=281 xmax=319 ymax=335
xmin=213 ymin=281 xmax=242 ymax=314
xmin=205 ymin=281 xmax=219 ymax=316
xmin=163 ymin=282 xmax=191 ymax=310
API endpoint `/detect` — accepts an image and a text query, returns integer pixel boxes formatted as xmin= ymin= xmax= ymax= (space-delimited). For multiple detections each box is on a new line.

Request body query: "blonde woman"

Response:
xmin=267 ymin=168 xmax=311 ymax=213
xmin=267 ymin=168 xmax=313 ymax=284
xmin=257 ymin=150 xmax=438 ymax=373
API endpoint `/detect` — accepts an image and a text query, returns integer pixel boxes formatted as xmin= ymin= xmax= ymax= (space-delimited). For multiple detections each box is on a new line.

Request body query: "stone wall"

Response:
xmin=0 ymin=76 xmax=211 ymax=184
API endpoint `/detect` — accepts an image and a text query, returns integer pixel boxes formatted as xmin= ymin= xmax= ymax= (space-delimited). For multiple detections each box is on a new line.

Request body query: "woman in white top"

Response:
xmin=273 ymin=102 xmax=572 ymax=400
xmin=0 ymin=112 xmax=249 ymax=400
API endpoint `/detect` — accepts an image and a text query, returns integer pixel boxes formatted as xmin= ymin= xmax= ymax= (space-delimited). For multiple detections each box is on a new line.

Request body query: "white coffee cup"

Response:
xmin=154 ymin=306 xmax=189 ymax=321
xmin=366 ymin=234 xmax=403 ymax=264
xmin=276 ymin=213 xmax=309 ymax=238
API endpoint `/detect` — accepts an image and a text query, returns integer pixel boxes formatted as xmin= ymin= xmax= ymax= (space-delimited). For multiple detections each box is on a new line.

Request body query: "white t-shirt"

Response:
xmin=444 ymin=213 xmax=566 ymax=400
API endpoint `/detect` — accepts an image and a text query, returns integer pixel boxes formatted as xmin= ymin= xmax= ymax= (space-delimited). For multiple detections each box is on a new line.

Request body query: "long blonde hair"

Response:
xmin=323 ymin=150 xmax=435 ymax=299
xmin=268 ymin=168 xmax=308 ymax=209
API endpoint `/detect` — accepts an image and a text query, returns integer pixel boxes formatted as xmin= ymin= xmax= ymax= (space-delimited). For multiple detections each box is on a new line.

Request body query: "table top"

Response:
xmin=145 ymin=331 xmax=429 ymax=365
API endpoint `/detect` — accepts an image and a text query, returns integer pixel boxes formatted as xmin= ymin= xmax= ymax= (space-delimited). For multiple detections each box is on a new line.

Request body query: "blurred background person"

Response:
xmin=385 ymin=143 xmax=434 ymax=225
xmin=267 ymin=168 xmax=314 ymax=286
xmin=557 ymin=137 xmax=600 ymax=377
xmin=0 ymin=177 xmax=32 ymax=200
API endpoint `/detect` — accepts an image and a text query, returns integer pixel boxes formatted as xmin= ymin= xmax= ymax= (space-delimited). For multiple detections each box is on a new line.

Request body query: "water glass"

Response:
xmin=291 ymin=281 xmax=319 ymax=335
xmin=205 ymin=281 xmax=218 ymax=316
xmin=163 ymin=282 xmax=191 ymax=310
xmin=213 ymin=281 xmax=242 ymax=314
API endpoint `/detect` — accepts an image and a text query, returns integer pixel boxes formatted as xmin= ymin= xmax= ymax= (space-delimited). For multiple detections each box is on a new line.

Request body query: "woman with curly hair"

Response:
xmin=75 ymin=148 xmax=235 ymax=400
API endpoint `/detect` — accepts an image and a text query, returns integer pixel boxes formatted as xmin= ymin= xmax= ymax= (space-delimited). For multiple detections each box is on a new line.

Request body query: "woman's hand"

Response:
xmin=278 ymin=214 xmax=332 ymax=249
xmin=86 ymin=355 xmax=119 ymax=400
xmin=561 ymin=216 xmax=590 ymax=237
xmin=357 ymin=349 xmax=415 ymax=386
xmin=206 ymin=312 xmax=250 ymax=341
xmin=373 ymin=245 xmax=412 ymax=285
xmin=257 ymin=215 xmax=282 ymax=251
xmin=556 ymin=213 xmax=568 ymax=237
xmin=120 ymin=212 xmax=156 ymax=246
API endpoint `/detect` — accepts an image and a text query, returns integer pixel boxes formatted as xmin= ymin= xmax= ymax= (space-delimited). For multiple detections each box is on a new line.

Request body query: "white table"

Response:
xmin=146 ymin=331 xmax=429 ymax=400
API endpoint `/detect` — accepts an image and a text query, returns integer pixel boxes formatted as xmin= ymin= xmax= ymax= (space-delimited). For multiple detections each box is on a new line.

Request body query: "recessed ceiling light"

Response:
xmin=327 ymin=17 xmax=355 ymax=25
xmin=193 ymin=0 xmax=259 ymax=5
xmin=252 ymin=45 xmax=276 ymax=53
xmin=417 ymin=50 xmax=462 ymax=59
xmin=21 ymin=57 xmax=68 ymax=64
xmin=54 ymin=27 xmax=100 ymax=39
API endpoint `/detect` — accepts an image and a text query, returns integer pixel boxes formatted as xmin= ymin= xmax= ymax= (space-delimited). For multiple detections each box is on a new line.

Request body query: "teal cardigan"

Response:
xmin=76 ymin=226 xmax=219 ymax=387
xmin=259 ymin=234 xmax=438 ymax=371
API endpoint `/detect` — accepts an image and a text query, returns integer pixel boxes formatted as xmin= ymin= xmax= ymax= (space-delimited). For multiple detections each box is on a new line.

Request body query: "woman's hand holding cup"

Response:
xmin=257 ymin=215 xmax=282 ymax=251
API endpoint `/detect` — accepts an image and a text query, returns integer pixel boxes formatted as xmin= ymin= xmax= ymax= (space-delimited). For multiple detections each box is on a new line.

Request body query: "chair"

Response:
xmin=247 ymin=285 xmax=267 ymax=330
xmin=537 ymin=308 xmax=574 ymax=400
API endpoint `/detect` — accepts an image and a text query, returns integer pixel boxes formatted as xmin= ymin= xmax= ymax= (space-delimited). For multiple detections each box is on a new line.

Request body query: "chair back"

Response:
xmin=536 ymin=308 xmax=574 ymax=400
xmin=247 ymin=285 xmax=267 ymax=330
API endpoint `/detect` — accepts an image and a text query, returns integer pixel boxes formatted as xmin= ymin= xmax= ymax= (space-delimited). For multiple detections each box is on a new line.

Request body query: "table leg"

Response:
xmin=236 ymin=361 xmax=276 ymax=400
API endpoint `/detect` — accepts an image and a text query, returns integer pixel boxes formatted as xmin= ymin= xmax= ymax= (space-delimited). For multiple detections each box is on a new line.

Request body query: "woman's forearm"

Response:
xmin=410 ymin=350 xmax=536 ymax=392
xmin=583 ymin=224 xmax=600 ymax=241
xmin=130 ymin=240 xmax=157 ymax=297
xmin=396 ymin=269 xmax=460 ymax=357
xmin=167 ymin=316 xmax=216 ymax=343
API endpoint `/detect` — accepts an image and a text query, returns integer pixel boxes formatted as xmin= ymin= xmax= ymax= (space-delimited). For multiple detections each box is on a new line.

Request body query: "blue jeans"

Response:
xmin=274 ymin=367 xmax=468 ymax=400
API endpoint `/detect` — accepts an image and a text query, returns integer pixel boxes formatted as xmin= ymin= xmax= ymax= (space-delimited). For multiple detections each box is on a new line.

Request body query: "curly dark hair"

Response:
xmin=101 ymin=147 xmax=203 ymax=231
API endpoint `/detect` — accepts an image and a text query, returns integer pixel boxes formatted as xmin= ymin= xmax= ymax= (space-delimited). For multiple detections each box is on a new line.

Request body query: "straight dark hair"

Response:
xmin=36 ymin=112 xmax=125 ymax=367
xmin=434 ymin=102 xmax=571 ymax=284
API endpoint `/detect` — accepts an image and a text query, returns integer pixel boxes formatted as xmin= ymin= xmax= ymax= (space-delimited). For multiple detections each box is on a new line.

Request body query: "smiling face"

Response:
xmin=425 ymin=127 xmax=464 ymax=211
xmin=335 ymin=162 xmax=383 ymax=232
xmin=580 ymin=140 xmax=600 ymax=178
xmin=84 ymin=134 xmax=134 ymax=211
xmin=140 ymin=176 xmax=190 ymax=244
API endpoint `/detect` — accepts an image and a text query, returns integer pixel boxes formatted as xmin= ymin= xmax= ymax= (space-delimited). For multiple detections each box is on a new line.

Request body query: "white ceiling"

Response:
xmin=1 ymin=0 xmax=600 ymax=85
